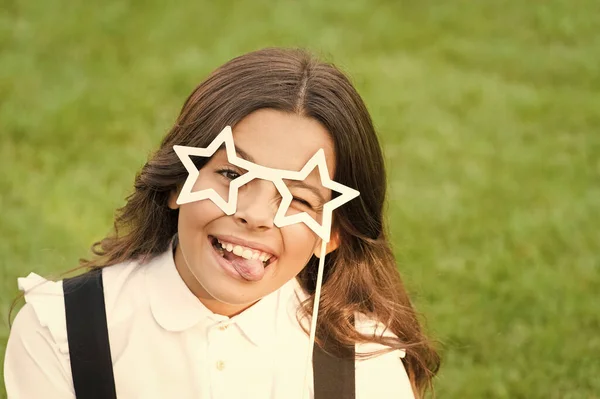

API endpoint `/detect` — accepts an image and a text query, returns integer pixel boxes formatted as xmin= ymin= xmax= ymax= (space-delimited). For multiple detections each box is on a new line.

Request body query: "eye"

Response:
xmin=293 ymin=197 xmax=313 ymax=209
xmin=216 ymin=168 xmax=241 ymax=181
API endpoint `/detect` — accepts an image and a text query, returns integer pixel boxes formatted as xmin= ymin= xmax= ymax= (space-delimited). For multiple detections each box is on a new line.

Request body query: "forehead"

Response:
xmin=227 ymin=109 xmax=336 ymax=177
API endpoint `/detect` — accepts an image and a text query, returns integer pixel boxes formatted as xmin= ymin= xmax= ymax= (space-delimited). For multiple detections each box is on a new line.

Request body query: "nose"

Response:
xmin=234 ymin=179 xmax=279 ymax=231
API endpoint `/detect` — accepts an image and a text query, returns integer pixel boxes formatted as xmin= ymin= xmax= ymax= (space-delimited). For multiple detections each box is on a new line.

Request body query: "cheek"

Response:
xmin=178 ymin=200 xmax=223 ymax=232
xmin=279 ymin=224 xmax=318 ymax=267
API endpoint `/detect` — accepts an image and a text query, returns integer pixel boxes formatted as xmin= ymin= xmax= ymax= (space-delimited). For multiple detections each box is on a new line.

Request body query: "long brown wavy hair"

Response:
xmin=11 ymin=48 xmax=439 ymax=396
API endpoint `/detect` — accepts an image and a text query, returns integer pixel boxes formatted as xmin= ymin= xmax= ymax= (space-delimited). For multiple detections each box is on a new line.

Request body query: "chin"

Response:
xmin=203 ymin=281 xmax=262 ymax=306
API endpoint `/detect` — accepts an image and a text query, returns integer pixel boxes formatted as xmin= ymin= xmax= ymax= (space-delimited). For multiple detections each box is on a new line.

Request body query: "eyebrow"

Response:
xmin=235 ymin=146 xmax=256 ymax=163
xmin=216 ymin=143 xmax=256 ymax=163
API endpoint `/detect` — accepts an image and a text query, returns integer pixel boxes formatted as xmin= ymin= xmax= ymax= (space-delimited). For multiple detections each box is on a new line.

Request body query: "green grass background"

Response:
xmin=1 ymin=0 xmax=599 ymax=397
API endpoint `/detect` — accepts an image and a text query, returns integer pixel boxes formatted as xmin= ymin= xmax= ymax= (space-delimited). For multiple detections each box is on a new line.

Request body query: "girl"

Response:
xmin=4 ymin=48 xmax=440 ymax=398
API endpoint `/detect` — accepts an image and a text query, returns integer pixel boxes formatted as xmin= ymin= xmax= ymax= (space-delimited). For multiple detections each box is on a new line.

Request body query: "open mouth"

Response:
xmin=209 ymin=235 xmax=275 ymax=268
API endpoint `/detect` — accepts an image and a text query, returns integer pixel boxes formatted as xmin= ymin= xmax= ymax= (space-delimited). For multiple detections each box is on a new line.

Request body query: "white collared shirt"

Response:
xmin=4 ymin=247 xmax=415 ymax=398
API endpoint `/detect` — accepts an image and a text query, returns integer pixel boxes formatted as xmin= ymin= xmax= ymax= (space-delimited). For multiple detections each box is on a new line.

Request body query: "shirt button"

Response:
xmin=218 ymin=324 xmax=228 ymax=331
xmin=216 ymin=360 xmax=225 ymax=371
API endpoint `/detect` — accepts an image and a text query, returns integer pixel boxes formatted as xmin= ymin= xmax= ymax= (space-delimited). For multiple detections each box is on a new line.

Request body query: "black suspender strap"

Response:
xmin=63 ymin=268 xmax=117 ymax=399
xmin=313 ymin=337 xmax=356 ymax=399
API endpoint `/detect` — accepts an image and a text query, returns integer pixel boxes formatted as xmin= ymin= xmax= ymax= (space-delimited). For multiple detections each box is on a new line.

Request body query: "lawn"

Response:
xmin=1 ymin=0 xmax=599 ymax=398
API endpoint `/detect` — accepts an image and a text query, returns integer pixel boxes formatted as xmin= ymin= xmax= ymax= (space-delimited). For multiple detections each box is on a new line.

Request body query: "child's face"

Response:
xmin=170 ymin=108 xmax=336 ymax=315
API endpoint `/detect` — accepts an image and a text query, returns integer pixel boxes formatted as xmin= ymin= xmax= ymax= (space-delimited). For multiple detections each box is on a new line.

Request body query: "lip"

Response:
xmin=212 ymin=234 xmax=279 ymax=259
xmin=207 ymin=235 xmax=275 ymax=282
xmin=208 ymin=236 xmax=247 ymax=281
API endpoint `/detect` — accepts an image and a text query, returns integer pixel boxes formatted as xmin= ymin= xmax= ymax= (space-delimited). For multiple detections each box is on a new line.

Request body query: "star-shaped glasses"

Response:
xmin=173 ymin=126 xmax=360 ymax=243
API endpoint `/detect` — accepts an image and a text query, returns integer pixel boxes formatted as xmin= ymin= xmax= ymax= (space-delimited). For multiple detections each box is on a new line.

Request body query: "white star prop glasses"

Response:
xmin=173 ymin=126 xmax=359 ymax=243
xmin=173 ymin=126 xmax=360 ymax=395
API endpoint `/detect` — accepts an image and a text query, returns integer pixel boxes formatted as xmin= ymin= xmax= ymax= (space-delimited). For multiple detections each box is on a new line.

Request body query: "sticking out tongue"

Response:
xmin=223 ymin=251 xmax=265 ymax=281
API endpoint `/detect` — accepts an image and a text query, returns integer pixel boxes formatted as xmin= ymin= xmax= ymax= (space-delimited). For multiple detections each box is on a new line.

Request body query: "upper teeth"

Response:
xmin=218 ymin=239 xmax=273 ymax=263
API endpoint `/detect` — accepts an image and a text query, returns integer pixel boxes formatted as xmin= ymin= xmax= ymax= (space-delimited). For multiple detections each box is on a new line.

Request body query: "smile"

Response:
xmin=209 ymin=235 xmax=276 ymax=267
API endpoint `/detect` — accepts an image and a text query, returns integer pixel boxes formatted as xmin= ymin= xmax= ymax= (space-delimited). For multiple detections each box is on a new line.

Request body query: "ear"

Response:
xmin=313 ymin=230 xmax=340 ymax=258
xmin=167 ymin=187 xmax=181 ymax=210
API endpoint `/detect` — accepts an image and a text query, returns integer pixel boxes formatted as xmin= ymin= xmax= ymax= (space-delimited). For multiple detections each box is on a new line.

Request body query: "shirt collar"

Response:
xmin=145 ymin=241 xmax=301 ymax=347
xmin=146 ymin=244 xmax=221 ymax=332
xmin=232 ymin=277 xmax=297 ymax=347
